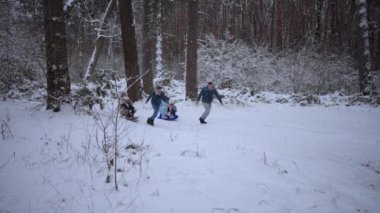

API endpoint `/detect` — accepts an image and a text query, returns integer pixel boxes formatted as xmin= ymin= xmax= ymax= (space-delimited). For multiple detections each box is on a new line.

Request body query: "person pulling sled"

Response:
xmin=145 ymin=86 xmax=169 ymax=126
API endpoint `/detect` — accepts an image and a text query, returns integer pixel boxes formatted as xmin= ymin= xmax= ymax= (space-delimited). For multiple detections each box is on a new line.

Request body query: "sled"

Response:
xmin=158 ymin=114 xmax=178 ymax=121
xmin=125 ymin=116 xmax=138 ymax=122
xmin=128 ymin=117 xmax=138 ymax=122
xmin=158 ymin=100 xmax=178 ymax=120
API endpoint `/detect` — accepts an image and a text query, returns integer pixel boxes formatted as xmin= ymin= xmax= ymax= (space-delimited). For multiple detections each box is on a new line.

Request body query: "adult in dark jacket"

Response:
xmin=197 ymin=82 xmax=223 ymax=124
xmin=146 ymin=86 xmax=169 ymax=125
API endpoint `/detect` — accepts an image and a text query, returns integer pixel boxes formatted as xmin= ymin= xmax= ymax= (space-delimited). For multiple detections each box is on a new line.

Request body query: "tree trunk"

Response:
xmin=348 ymin=0 xmax=356 ymax=49
xmin=185 ymin=0 xmax=199 ymax=100
xmin=78 ymin=3 xmax=85 ymax=79
xmin=212 ymin=0 xmax=219 ymax=37
xmin=270 ymin=0 xmax=276 ymax=51
xmin=43 ymin=0 xmax=70 ymax=112
xmin=336 ymin=1 xmax=343 ymax=47
xmin=155 ymin=0 xmax=164 ymax=82
xmin=276 ymin=0 xmax=283 ymax=50
xmin=355 ymin=0 xmax=376 ymax=95
xmin=141 ymin=0 xmax=154 ymax=93
xmin=329 ymin=0 xmax=337 ymax=46
xmin=118 ymin=0 xmax=141 ymax=102
xmin=368 ymin=0 xmax=380 ymax=70
xmin=241 ymin=1 xmax=248 ymax=42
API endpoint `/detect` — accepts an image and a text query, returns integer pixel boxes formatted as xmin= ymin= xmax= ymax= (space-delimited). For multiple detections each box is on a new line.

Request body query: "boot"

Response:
xmin=147 ymin=118 xmax=154 ymax=126
xmin=199 ymin=118 xmax=207 ymax=124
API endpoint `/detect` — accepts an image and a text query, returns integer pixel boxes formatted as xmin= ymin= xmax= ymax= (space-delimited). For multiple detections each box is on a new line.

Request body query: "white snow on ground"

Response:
xmin=1 ymin=99 xmax=380 ymax=213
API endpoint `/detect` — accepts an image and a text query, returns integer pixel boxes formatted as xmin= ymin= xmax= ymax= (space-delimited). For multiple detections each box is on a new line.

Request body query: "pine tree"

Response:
xmin=118 ymin=0 xmax=141 ymax=102
xmin=43 ymin=0 xmax=71 ymax=112
xmin=185 ymin=0 xmax=199 ymax=100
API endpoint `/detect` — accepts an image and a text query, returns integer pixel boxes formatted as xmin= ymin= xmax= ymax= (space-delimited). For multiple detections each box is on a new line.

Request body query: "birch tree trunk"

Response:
xmin=83 ymin=0 xmax=116 ymax=81
xmin=356 ymin=0 xmax=376 ymax=95
xmin=43 ymin=0 xmax=71 ymax=112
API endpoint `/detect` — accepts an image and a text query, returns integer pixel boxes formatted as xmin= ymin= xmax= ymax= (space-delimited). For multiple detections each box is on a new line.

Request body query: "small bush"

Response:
xmin=72 ymin=69 xmax=121 ymax=111
xmin=72 ymin=87 xmax=104 ymax=110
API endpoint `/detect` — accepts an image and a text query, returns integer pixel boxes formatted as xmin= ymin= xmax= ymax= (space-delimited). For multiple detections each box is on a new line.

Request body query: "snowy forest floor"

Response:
xmin=0 ymin=99 xmax=380 ymax=213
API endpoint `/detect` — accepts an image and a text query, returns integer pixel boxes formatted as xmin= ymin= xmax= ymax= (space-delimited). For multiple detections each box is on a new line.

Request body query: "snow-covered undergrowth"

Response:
xmin=4 ymin=76 xmax=380 ymax=109
xmin=1 ymin=91 xmax=380 ymax=212
xmin=198 ymin=36 xmax=362 ymax=95
xmin=162 ymin=80 xmax=380 ymax=107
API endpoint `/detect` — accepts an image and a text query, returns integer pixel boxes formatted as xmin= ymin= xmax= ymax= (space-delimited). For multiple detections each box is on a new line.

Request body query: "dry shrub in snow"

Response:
xmin=277 ymin=48 xmax=358 ymax=94
xmin=1 ymin=110 xmax=13 ymax=140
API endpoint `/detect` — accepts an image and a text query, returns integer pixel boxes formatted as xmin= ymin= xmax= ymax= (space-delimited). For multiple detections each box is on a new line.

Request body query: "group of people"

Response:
xmin=119 ymin=82 xmax=223 ymax=126
xmin=119 ymin=86 xmax=177 ymax=123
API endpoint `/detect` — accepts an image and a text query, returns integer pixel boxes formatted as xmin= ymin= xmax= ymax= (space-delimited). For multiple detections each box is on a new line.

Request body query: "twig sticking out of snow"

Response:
xmin=263 ymin=151 xmax=267 ymax=165
xmin=1 ymin=110 xmax=13 ymax=140
xmin=292 ymin=161 xmax=301 ymax=174
xmin=0 ymin=152 xmax=15 ymax=170
xmin=262 ymin=152 xmax=288 ymax=174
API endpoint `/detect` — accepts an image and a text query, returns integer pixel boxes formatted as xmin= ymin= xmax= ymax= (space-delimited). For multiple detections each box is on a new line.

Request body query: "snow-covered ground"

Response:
xmin=1 ymin=99 xmax=379 ymax=213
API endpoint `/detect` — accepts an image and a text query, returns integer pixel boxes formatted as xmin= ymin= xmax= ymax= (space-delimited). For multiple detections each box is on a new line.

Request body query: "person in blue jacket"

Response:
xmin=197 ymin=82 xmax=223 ymax=124
xmin=145 ymin=86 xmax=169 ymax=126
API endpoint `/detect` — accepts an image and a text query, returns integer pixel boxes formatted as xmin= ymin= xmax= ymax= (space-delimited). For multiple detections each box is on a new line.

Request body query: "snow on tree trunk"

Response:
xmin=155 ymin=0 xmax=164 ymax=85
xmin=156 ymin=0 xmax=170 ymax=85
xmin=83 ymin=0 xmax=116 ymax=81
xmin=43 ymin=0 xmax=71 ymax=112
xmin=118 ymin=0 xmax=141 ymax=102
xmin=78 ymin=4 xmax=85 ymax=79
xmin=185 ymin=0 xmax=199 ymax=101
xmin=141 ymin=0 xmax=154 ymax=93
xmin=156 ymin=35 xmax=163 ymax=81
xmin=356 ymin=0 xmax=376 ymax=95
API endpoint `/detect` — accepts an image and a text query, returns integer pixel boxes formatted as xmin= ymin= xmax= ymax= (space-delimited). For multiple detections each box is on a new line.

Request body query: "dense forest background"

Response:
xmin=1 ymin=0 xmax=380 ymax=109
